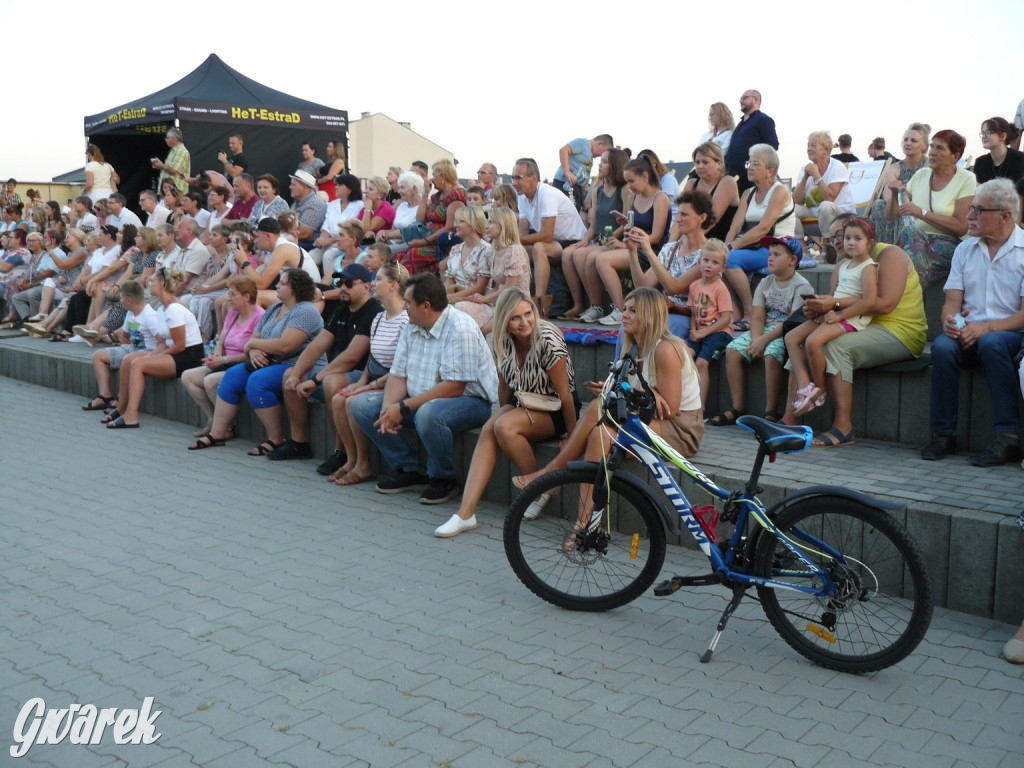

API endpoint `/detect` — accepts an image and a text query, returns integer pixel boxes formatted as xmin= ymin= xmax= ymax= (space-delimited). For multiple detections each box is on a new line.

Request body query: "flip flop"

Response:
xmin=106 ymin=416 xmax=140 ymax=429
xmin=247 ymin=439 xmax=281 ymax=456
xmin=335 ymin=470 xmax=375 ymax=486
xmin=732 ymin=319 xmax=750 ymax=333
xmin=709 ymin=408 xmax=745 ymax=427
xmin=813 ymin=427 xmax=856 ymax=447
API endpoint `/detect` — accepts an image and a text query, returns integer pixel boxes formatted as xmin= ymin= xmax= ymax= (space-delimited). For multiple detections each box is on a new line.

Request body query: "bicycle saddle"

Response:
xmin=735 ymin=415 xmax=813 ymax=453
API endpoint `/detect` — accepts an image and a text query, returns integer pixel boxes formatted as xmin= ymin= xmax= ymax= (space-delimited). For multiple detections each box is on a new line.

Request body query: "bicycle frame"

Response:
xmin=603 ymin=412 xmax=845 ymax=599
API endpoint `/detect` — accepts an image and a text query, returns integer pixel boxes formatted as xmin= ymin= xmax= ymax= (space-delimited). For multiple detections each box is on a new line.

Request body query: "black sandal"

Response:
xmin=247 ymin=439 xmax=281 ymax=456
xmin=763 ymin=411 xmax=783 ymax=423
xmin=82 ymin=395 xmax=115 ymax=411
xmin=709 ymin=408 xmax=745 ymax=427
xmin=100 ymin=409 xmax=121 ymax=424
xmin=188 ymin=434 xmax=225 ymax=451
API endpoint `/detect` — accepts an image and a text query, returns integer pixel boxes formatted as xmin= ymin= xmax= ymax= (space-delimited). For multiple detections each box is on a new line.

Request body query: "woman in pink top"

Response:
xmin=359 ymin=177 xmax=396 ymax=242
xmin=182 ymin=275 xmax=265 ymax=439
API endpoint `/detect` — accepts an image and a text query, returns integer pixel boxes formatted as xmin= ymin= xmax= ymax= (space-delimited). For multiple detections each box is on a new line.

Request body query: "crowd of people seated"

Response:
xmin=1 ymin=97 xmax=1023 ymax=506
xmin=2 ymin=93 xmax=1024 ymax=661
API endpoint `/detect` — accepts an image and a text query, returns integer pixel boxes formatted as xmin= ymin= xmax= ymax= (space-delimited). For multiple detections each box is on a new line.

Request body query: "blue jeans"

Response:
xmin=350 ymin=391 xmax=492 ymax=479
xmin=930 ymin=331 xmax=1024 ymax=435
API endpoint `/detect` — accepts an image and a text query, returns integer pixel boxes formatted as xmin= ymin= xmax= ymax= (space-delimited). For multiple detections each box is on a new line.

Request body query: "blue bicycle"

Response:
xmin=504 ymin=356 xmax=933 ymax=673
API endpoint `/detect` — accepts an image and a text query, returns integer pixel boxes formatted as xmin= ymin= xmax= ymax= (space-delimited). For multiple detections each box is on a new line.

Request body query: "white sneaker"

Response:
xmin=523 ymin=491 xmax=552 ymax=521
xmin=68 ymin=335 xmax=87 ymax=343
xmin=598 ymin=307 xmax=623 ymax=326
xmin=579 ymin=306 xmax=604 ymax=323
xmin=434 ymin=513 xmax=478 ymax=538
xmin=26 ymin=314 xmax=45 ymax=322
xmin=1004 ymin=638 xmax=1024 ymax=663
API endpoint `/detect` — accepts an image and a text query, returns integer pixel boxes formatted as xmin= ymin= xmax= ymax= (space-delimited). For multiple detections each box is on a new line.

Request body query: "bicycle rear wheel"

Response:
xmin=754 ymin=496 xmax=933 ymax=673
xmin=504 ymin=467 xmax=666 ymax=612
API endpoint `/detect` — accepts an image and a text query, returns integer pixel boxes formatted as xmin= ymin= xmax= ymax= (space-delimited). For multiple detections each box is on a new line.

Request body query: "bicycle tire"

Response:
xmin=754 ymin=496 xmax=933 ymax=673
xmin=504 ymin=467 xmax=667 ymax=612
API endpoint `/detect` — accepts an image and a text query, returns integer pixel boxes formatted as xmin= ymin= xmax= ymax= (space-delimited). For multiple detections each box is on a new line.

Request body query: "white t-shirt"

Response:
xmin=323 ymin=199 xmax=365 ymax=236
xmin=699 ymin=129 xmax=733 ymax=153
xmin=208 ymin=205 xmax=232 ymax=231
xmin=109 ymin=208 xmax=142 ymax=229
xmin=159 ymin=301 xmax=203 ymax=347
xmin=122 ymin=303 xmax=162 ymax=350
xmin=185 ymin=209 xmax=211 ymax=230
xmin=145 ymin=205 xmax=171 ymax=228
xmin=392 ymin=201 xmax=418 ymax=231
xmin=86 ymin=161 xmax=114 ymax=192
xmin=794 ymin=158 xmax=855 ymax=215
xmin=88 ymin=245 xmax=120 ymax=272
xmin=517 ymin=185 xmax=586 ymax=242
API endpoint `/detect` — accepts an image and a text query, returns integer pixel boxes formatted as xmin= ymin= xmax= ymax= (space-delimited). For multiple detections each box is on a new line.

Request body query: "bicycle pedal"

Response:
xmin=653 ymin=577 xmax=685 ymax=596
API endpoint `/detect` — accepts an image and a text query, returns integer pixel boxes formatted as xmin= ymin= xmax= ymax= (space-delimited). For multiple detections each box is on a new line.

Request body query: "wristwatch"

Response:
xmin=399 ymin=400 xmax=412 ymax=416
xmin=311 ymin=373 xmax=321 ymax=387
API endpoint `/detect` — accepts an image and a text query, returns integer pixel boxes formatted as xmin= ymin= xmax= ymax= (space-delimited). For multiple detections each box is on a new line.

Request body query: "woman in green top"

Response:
xmin=784 ymin=214 xmax=926 ymax=446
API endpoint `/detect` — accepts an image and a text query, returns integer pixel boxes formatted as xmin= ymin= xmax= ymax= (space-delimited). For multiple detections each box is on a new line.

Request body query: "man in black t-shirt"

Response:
xmin=217 ymin=133 xmax=249 ymax=181
xmin=271 ymin=263 xmax=383 ymax=471
xmin=831 ymin=133 xmax=860 ymax=164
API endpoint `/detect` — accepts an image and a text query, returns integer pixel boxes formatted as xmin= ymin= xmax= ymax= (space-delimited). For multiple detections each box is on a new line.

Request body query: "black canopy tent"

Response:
xmin=84 ymin=53 xmax=348 ymax=215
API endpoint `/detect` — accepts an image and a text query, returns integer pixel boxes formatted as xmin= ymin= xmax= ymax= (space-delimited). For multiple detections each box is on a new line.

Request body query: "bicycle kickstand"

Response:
xmin=700 ymin=585 xmax=747 ymax=663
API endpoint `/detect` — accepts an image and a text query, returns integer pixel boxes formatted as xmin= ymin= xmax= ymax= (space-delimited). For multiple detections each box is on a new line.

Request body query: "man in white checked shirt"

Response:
xmin=350 ymin=273 xmax=497 ymax=505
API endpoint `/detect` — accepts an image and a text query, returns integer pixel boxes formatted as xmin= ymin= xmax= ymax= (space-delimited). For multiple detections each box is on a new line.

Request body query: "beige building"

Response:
xmin=347 ymin=112 xmax=455 ymax=179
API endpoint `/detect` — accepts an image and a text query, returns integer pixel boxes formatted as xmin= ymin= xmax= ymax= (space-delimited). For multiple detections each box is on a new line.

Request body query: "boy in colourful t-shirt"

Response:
xmin=711 ymin=235 xmax=813 ymax=425
xmin=687 ymin=239 xmax=734 ymax=411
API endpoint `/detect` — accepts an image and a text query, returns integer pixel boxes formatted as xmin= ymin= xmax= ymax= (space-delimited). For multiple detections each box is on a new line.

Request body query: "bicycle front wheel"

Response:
xmin=754 ymin=496 xmax=933 ymax=673
xmin=504 ymin=467 xmax=667 ymax=612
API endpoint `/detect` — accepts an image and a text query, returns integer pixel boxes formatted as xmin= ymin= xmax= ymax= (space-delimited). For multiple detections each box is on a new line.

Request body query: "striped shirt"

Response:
xmin=370 ymin=310 xmax=408 ymax=370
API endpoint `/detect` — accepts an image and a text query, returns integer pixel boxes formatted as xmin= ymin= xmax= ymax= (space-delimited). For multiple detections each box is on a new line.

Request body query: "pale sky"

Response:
xmin=2 ymin=0 xmax=1021 ymax=187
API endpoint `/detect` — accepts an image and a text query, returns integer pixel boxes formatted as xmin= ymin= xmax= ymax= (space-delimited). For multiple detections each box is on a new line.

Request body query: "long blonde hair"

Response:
xmin=618 ymin=286 xmax=689 ymax=389
xmin=488 ymin=206 xmax=521 ymax=249
xmin=492 ymin=286 xmax=550 ymax=369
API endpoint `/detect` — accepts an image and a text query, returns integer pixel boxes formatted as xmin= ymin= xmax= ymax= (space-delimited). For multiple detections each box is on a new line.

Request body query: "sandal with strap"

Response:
xmin=82 ymin=395 xmax=115 ymax=411
xmin=762 ymin=411 xmax=783 ymax=423
xmin=792 ymin=384 xmax=823 ymax=416
xmin=188 ymin=434 xmax=226 ymax=451
xmin=100 ymin=409 xmax=121 ymax=424
xmin=709 ymin=408 xmax=746 ymax=427
xmin=247 ymin=439 xmax=281 ymax=456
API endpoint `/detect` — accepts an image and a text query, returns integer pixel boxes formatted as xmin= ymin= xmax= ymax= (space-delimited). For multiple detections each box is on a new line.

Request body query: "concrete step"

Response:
xmin=1 ymin=331 xmax=1021 ymax=624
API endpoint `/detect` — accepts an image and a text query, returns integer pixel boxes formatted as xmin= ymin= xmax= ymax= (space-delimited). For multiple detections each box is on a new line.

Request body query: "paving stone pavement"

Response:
xmin=1 ymin=376 xmax=1022 ymax=768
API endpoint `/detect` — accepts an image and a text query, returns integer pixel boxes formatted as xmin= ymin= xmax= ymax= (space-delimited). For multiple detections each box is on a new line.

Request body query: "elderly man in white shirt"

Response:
xmin=922 ymin=179 xmax=1024 ymax=467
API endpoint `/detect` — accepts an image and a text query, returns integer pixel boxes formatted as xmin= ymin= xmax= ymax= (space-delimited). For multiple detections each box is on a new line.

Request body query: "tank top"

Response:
xmin=630 ymin=338 xmax=701 ymax=413
xmin=704 ymin=176 xmax=738 ymax=241
xmin=631 ymin=194 xmax=666 ymax=245
xmin=742 ymin=181 xmax=795 ymax=237
xmin=870 ymin=242 xmax=926 ymax=357
xmin=592 ymin=185 xmax=623 ymax=236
